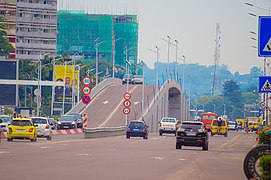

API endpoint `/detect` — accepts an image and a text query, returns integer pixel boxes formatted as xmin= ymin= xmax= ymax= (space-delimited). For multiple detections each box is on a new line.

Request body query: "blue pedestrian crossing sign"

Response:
xmin=259 ymin=16 xmax=271 ymax=57
xmin=259 ymin=76 xmax=271 ymax=92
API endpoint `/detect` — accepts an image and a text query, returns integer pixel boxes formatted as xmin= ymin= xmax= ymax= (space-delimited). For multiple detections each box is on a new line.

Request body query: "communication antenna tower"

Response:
xmin=212 ymin=23 xmax=221 ymax=96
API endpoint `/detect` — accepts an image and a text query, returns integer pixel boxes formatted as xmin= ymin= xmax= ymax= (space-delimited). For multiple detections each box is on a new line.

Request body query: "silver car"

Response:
xmin=31 ymin=117 xmax=53 ymax=140
xmin=0 ymin=115 xmax=12 ymax=132
xmin=133 ymin=75 xmax=143 ymax=84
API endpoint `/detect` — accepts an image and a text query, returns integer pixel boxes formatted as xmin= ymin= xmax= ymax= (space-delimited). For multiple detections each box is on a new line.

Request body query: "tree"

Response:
xmin=0 ymin=16 xmax=13 ymax=57
xmin=223 ymin=80 xmax=242 ymax=108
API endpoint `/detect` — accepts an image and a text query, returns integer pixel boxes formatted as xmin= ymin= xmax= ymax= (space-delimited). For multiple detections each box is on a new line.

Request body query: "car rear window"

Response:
xmin=181 ymin=124 xmax=203 ymax=131
xmin=12 ymin=120 xmax=32 ymax=126
xmin=31 ymin=118 xmax=47 ymax=124
xmin=212 ymin=120 xmax=226 ymax=126
xmin=129 ymin=122 xmax=144 ymax=126
xmin=162 ymin=118 xmax=176 ymax=123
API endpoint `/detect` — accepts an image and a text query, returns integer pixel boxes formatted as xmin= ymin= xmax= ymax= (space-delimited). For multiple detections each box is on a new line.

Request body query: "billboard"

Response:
xmin=54 ymin=65 xmax=79 ymax=103
xmin=0 ymin=60 xmax=16 ymax=106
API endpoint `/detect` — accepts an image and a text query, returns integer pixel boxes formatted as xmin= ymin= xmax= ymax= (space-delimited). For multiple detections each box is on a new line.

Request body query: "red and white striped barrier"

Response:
xmin=83 ymin=113 xmax=88 ymax=130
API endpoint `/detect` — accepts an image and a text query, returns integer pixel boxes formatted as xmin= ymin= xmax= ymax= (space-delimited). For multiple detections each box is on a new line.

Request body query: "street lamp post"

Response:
xmin=175 ymin=40 xmax=178 ymax=81
xmin=182 ymin=56 xmax=185 ymax=93
xmin=188 ymin=75 xmax=191 ymax=111
xmin=223 ymin=104 xmax=226 ymax=116
xmin=112 ymin=35 xmax=122 ymax=78
xmin=94 ymin=37 xmax=105 ymax=86
xmin=147 ymin=46 xmax=160 ymax=98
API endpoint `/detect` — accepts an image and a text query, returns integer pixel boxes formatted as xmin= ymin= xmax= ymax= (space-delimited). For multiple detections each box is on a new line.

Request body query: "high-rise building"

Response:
xmin=57 ymin=11 xmax=139 ymax=74
xmin=0 ymin=0 xmax=57 ymax=60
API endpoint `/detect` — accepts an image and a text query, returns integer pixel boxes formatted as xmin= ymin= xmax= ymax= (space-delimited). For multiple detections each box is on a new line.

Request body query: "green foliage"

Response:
xmin=259 ymin=154 xmax=271 ymax=180
xmin=259 ymin=130 xmax=271 ymax=145
xmin=4 ymin=107 xmax=13 ymax=115
xmin=0 ymin=16 xmax=13 ymax=57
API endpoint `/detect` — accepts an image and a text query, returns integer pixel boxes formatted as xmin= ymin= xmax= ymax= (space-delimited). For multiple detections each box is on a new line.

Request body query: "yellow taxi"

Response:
xmin=247 ymin=122 xmax=260 ymax=132
xmin=7 ymin=118 xmax=37 ymax=142
xmin=211 ymin=117 xmax=228 ymax=137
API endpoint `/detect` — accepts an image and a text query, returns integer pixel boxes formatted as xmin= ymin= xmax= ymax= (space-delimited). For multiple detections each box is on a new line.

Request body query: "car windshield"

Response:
xmin=68 ymin=114 xmax=81 ymax=119
xmin=228 ymin=122 xmax=235 ymax=125
xmin=181 ymin=123 xmax=203 ymax=131
xmin=60 ymin=116 xmax=75 ymax=121
xmin=129 ymin=122 xmax=144 ymax=126
xmin=162 ymin=118 xmax=176 ymax=123
xmin=11 ymin=120 xmax=32 ymax=126
xmin=202 ymin=115 xmax=216 ymax=120
xmin=212 ymin=120 xmax=226 ymax=126
xmin=0 ymin=116 xmax=11 ymax=123
xmin=134 ymin=75 xmax=142 ymax=78
xmin=48 ymin=119 xmax=55 ymax=124
xmin=124 ymin=74 xmax=133 ymax=78
xmin=31 ymin=118 xmax=47 ymax=124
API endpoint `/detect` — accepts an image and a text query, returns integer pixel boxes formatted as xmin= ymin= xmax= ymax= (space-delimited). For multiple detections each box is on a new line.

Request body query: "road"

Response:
xmin=0 ymin=131 xmax=255 ymax=180
xmin=86 ymin=84 xmax=155 ymax=128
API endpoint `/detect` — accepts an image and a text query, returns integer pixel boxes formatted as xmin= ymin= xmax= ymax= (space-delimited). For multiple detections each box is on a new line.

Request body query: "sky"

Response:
xmin=58 ymin=0 xmax=271 ymax=74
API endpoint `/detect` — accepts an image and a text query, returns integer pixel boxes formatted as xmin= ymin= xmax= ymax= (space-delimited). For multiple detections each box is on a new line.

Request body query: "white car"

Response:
xmin=31 ymin=117 xmax=52 ymax=140
xmin=0 ymin=115 xmax=12 ymax=132
xmin=228 ymin=121 xmax=236 ymax=131
xmin=159 ymin=117 xmax=177 ymax=136
xmin=133 ymin=75 xmax=143 ymax=84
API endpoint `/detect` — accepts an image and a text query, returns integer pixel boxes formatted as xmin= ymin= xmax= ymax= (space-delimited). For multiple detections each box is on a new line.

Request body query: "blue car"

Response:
xmin=126 ymin=120 xmax=149 ymax=139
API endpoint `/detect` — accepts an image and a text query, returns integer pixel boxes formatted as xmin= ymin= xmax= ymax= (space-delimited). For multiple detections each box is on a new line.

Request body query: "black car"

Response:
xmin=57 ymin=115 xmax=78 ymax=129
xmin=67 ymin=113 xmax=83 ymax=128
xmin=176 ymin=121 xmax=209 ymax=151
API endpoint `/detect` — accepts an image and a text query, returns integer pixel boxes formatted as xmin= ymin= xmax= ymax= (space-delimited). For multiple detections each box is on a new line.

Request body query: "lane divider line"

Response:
xmin=98 ymin=85 xmax=139 ymax=128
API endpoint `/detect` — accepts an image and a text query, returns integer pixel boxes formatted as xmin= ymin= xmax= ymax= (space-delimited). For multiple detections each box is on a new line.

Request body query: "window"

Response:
xmin=11 ymin=120 xmax=32 ymax=126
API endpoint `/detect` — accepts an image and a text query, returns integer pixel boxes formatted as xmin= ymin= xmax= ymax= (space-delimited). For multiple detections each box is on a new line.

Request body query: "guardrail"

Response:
xmin=84 ymin=126 xmax=126 ymax=139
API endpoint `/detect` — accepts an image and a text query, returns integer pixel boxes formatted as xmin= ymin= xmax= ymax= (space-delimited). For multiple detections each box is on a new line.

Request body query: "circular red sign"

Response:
xmin=123 ymin=107 xmax=130 ymax=115
xmin=123 ymin=100 xmax=131 ymax=107
xmin=82 ymin=76 xmax=92 ymax=85
xmin=82 ymin=95 xmax=91 ymax=105
xmin=82 ymin=86 xmax=92 ymax=95
xmin=123 ymin=92 xmax=131 ymax=100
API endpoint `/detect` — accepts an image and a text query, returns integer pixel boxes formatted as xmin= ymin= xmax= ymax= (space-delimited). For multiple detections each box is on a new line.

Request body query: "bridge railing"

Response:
xmin=84 ymin=126 xmax=126 ymax=139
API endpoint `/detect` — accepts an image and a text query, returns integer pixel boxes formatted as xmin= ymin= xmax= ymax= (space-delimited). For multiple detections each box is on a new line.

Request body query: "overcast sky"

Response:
xmin=58 ymin=0 xmax=271 ymax=74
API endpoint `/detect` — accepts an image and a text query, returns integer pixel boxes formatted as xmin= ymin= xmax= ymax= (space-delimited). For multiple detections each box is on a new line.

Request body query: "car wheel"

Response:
xmin=126 ymin=134 xmax=130 ymax=139
xmin=143 ymin=135 xmax=148 ymax=140
xmin=47 ymin=135 xmax=52 ymax=141
xmin=202 ymin=143 xmax=208 ymax=151
xmin=31 ymin=137 xmax=37 ymax=142
xmin=211 ymin=132 xmax=214 ymax=136
xmin=159 ymin=131 xmax=163 ymax=136
xmin=176 ymin=143 xmax=182 ymax=149
xmin=7 ymin=138 xmax=13 ymax=142
xmin=224 ymin=133 xmax=228 ymax=137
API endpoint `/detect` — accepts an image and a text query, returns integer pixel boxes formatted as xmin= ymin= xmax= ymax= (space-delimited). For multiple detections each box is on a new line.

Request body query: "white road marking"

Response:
xmin=102 ymin=100 xmax=109 ymax=104
xmin=179 ymin=158 xmax=186 ymax=161
xmin=0 ymin=151 xmax=10 ymax=154
xmin=151 ymin=157 xmax=165 ymax=160
xmin=40 ymin=146 xmax=52 ymax=149
xmin=98 ymin=85 xmax=139 ymax=127
xmin=77 ymin=153 xmax=90 ymax=156
xmin=134 ymin=101 xmax=140 ymax=105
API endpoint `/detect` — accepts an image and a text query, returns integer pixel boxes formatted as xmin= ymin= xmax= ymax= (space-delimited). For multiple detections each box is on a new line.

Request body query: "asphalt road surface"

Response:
xmin=0 ymin=131 xmax=255 ymax=180
xmin=86 ymin=84 xmax=155 ymax=128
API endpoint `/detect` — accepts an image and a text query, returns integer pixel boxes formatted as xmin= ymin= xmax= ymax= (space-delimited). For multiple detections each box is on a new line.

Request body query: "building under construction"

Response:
xmin=0 ymin=0 xmax=57 ymax=60
xmin=57 ymin=10 xmax=139 ymax=73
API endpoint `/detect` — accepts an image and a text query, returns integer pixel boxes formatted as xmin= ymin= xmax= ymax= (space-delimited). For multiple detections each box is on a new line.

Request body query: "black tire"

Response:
xmin=143 ymin=135 xmax=148 ymax=140
xmin=7 ymin=138 xmax=13 ymax=142
xmin=47 ymin=135 xmax=52 ymax=141
xmin=176 ymin=143 xmax=182 ymax=149
xmin=159 ymin=131 xmax=163 ymax=136
xmin=202 ymin=143 xmax=208 ymax=151
xmin=211 ymin=132 xmax=214 ymax=136
xmin=126 ymin=134 xmax=130 ymax=139
xmin=243 ymin=145 xmax=271 ymax=180
xmin=224 ymin=133 xmax=228 ymax=137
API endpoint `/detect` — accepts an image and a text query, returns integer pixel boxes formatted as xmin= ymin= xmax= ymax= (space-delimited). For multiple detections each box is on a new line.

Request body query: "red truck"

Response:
xmin=201 ymin=112 xmax=217 ymax=131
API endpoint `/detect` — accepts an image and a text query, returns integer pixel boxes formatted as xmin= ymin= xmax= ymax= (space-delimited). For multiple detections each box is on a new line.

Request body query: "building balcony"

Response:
xmin=17 ymin=31 xmax=56 ymax=39
xmin=17 ymin=2 xmax=57 ymax=10
xmin=16 ymin=42 xmax=56 ymax=50
xmin=16 ymin=54 xmax=39 ymax=60
xmin=17 ymin=17 xmax=57 ymax=24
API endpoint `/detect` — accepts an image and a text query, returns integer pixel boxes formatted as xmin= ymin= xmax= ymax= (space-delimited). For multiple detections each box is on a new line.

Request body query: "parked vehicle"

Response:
xmin=211 ymin=117 xmax=228 ymax=137
xmin=176 ymin=121 xmax=209 ymax=150
xmin=159 ymin=117 xmax=177 ymax=136
xmin=227 ymin=121 xmax=237 ymax=131
xmin=126 ymin=120 xmax=148 ymax=139
xmin=201 ymin=112 xmax=217 ymax=131
xmin=0 ymin=115 xmax=12 ymax=132
xmin=7 ymin=118 xmax=37 ymax=142
xmin=122 ymin=74 xmax=134 ymax=84
xmin=132 ymin=75 xmax=143 ymax=84
xmin=48 ymin=118 xmax=57 ymax=130
xmin=31 ymin=117 xmax=53 ymax=140
xmin=67 ymin=113 xmax=83 ymax=128
xmin=57 ymin=115 xmax=78 ymax=129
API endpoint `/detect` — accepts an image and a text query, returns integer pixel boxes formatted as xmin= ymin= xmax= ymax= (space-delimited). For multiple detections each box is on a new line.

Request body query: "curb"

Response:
xmin=0 ymin=128 xmax=84 ymax=139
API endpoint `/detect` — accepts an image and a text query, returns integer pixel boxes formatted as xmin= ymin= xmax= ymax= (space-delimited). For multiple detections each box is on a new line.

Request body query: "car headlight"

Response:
xmin=72 ymin=122 xmax=75 ymax=124
xmin=57 ymin=122 xmax=61 ymax=125
xmin=198 ymin=128 xmax=205 ymax=133
xmin=177 ymin=128 xmax=185 ymax=132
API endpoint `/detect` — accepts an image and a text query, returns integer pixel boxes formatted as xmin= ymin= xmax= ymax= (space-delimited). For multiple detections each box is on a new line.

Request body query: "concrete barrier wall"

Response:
xmin=67 ymin=78 xmax=122 ymax=114
xmin=84 ymin=126 xmax=126 ymax=139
